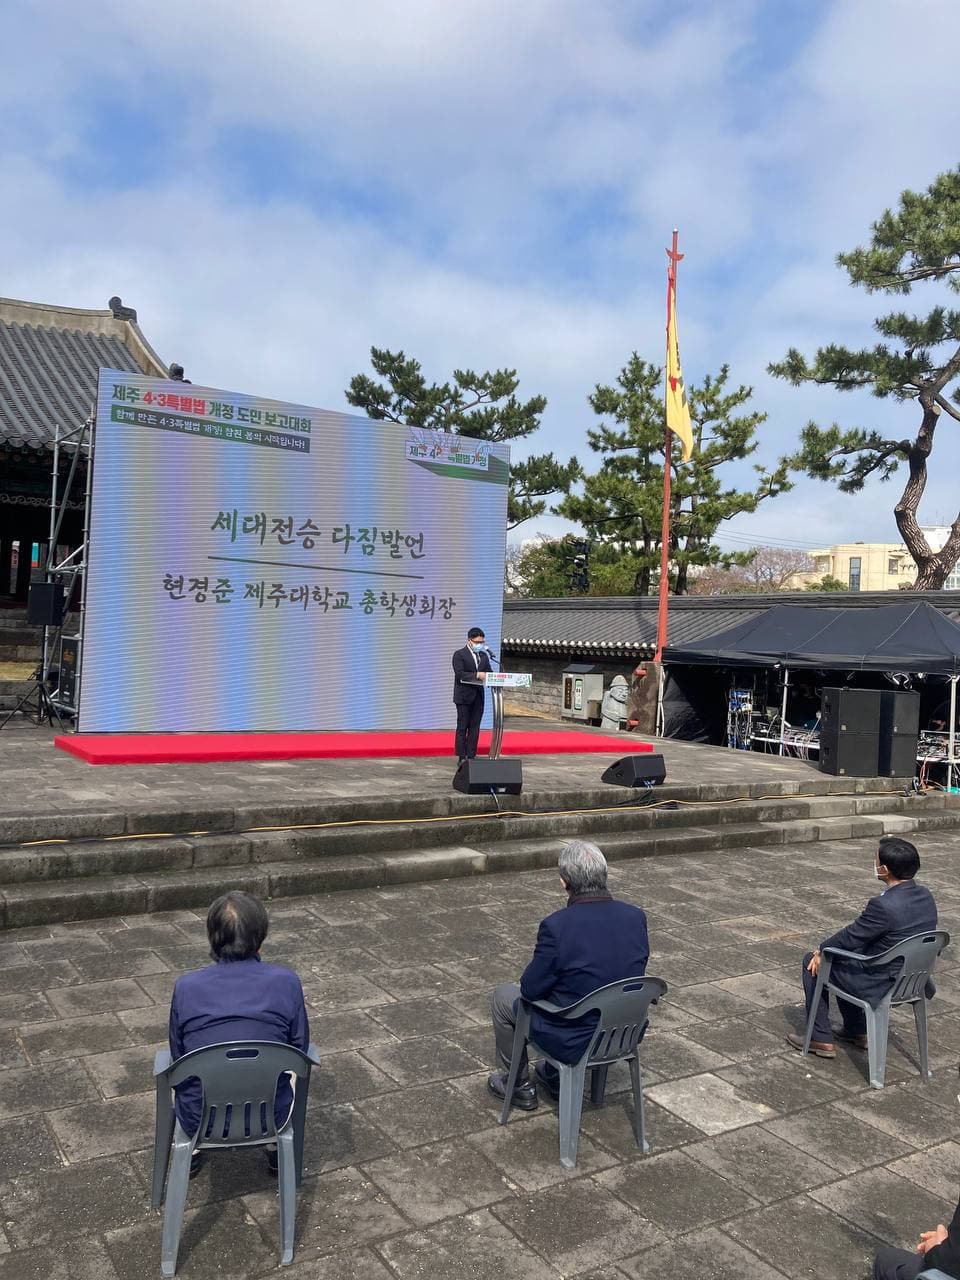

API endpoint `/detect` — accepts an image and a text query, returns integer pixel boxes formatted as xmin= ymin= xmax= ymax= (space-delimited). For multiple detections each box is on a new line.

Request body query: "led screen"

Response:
xmin=79 ymin=370 xmax=509 ymax=732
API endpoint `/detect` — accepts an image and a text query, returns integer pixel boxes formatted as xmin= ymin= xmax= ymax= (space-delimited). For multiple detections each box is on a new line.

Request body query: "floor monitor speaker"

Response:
xmin=453 ymin=759 xmax=523 ymax=795
xmin=601 ymin=753 xmax=667 ymax=787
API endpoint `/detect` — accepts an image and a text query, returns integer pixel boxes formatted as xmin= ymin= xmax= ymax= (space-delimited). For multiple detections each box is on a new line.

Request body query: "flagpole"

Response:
xmin=655 ymin=228 xmax=682 ymax=664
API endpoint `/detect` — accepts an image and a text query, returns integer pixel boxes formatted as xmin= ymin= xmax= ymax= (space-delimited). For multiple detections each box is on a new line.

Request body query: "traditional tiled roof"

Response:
xmin=0 ymin=296 xmax=167 ymax=453
xmin=502 ymin=591 xmax=960 ymax=659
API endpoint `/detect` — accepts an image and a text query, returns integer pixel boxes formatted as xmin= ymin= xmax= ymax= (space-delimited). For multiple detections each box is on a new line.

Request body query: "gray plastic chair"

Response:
xmin=498 ymin=975 xmax=667 ymax=1169
xmin=152 ymin=1040 xmax=321 ymax=1276
xmin=801 ymin=930 xmax=949 ymax=1089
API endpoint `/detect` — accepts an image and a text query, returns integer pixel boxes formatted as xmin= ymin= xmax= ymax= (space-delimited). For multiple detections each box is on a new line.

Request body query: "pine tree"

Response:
xmin=770 ymin=167 xmax=960 ymax=589
xmin=554 ymin=356 xmax=792 ymax=594
xmin=346 ymin=348 xmax=581 ymax=528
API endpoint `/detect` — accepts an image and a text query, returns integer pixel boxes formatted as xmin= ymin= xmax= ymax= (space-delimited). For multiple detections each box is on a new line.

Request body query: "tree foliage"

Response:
xmin=346 ymin=347 xmax=580 ymax=528
xmin=554 ymin=356 xmax=792 ymax=594
xmin=686 ymin=546 xmax=815 ymax=595
xmin=804 ymin=574 xmax=848 ymax=593
xmin=770 ymin=167 xmax=960 ymax=589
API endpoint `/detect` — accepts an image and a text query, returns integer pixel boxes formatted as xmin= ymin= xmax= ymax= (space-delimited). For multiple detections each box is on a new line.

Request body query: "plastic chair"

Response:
xmin=801 ymin=930 xmax=949 ymax=1089
xmin=152 ymin=1040 xmax=321 ymax=1276
xmin=498 ymin=975 xmax=667 ymax=1169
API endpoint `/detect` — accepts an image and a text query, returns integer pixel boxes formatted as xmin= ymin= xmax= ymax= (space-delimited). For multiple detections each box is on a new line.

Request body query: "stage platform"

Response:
xmin=1 ymin=716 xmax=956 ymax=930
xmin=53 ymin=727 xmax=654 ymax=766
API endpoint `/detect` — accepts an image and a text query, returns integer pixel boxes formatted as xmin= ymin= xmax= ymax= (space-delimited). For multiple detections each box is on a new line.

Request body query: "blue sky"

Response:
xmin=3 ymin=0 xmax=959 ymax=554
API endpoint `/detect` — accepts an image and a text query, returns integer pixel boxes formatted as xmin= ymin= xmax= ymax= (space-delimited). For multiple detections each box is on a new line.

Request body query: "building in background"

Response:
xmin=0 ymin=295 xmax=168 ymax=601
xmin=790 ymin=529 xmax=960 ymax=592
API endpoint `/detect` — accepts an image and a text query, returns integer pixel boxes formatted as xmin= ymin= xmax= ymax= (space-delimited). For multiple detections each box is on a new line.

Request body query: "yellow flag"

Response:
xmin=665 ymin=271 xmax=694 ymax=462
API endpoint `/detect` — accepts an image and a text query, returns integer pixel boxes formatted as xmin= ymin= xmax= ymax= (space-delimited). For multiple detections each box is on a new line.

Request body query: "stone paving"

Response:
xmin=3 ymin=828 xmax=960 ymax=1278
xmin=0 ymin=719 xmax=837 ymax=819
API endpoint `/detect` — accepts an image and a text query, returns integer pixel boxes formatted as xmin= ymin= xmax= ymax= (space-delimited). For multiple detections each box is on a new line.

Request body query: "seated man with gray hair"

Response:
xmin=488 ymin=840 xmax=649 ymax=1109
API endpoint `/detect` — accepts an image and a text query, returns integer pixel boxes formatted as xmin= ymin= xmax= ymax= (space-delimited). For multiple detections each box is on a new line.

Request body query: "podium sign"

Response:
xmin=485 ymin=672 xmax=532 ymax=689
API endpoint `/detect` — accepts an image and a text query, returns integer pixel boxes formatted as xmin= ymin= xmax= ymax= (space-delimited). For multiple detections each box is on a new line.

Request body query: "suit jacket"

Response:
xmin=923 ymin=1196 xmax=960 ymax=1276
xmin=169 ymin=956 xmax=309 ymax=1134
xmin=820 ymin=878 xmax=937 ymax=1008
xmin=452 ymin=644 xmax=492 ymax=705
xmin=520 ymin=892 xmax=650 ymax=1064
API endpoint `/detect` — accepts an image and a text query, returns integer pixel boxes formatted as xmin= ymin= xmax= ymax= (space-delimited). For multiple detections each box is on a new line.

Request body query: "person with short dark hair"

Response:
xmin=785 ymin=837 xmax=937 ymax=1059
xmin=452 ymin=626 xmax=492 ymax=766
xmin=487 ymin=840 xmax=650 ymax=1109
xmin=168 ymin=891 xmax=309 ymax=1171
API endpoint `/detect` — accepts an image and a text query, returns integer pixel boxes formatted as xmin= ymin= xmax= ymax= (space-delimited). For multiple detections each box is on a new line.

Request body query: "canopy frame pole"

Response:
xmin=950 ymin=675 xmax=958 ymax=791
xmin=779 ymin=668 xmax=790 ymax=757
xmin=655 ymin=661 xmax=665 ymax=737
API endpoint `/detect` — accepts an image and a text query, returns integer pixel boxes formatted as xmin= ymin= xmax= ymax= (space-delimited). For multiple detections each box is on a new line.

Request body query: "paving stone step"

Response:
xmin=1 ymin=790 xmax=949 ymax=885
xmin=0 ymin=774 xmax=904 ymax=847
xmin=3 ymin=801 xmax=959 ymax=929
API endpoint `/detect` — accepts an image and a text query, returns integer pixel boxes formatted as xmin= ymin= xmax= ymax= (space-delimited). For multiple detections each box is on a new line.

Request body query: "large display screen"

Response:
xmin=78 ymin=370 xmax=509 ymax=733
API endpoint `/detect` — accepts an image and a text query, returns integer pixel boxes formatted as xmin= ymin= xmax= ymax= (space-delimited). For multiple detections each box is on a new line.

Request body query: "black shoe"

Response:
xmin=189 ymin=1150 xmax=204 ymax=1179
xmin=534 ymin=1060 xmax=561 ymax=1100
xmin=487 ymin=1072 xmax=538 ymax=1111
xmin=266 ymin=1145 xmax=278 ymax=1176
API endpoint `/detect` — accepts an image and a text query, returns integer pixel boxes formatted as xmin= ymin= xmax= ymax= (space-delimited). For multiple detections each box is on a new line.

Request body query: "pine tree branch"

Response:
xmin=934 ymin=393 xmax=960 ymax=423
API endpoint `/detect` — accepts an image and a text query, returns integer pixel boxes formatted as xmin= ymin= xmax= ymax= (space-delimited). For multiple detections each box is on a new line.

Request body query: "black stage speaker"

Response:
xmin=601 ymin=753 xmax=667 ymax=787
xmin=453 ymin=759 xmax=523 ymax=795
xmin=26 ymin=582 xmax=65 ymax=627
xmin=819 ymin=687 xmax=880 ymax=777
xmin=878 ymin=690 xmax=920 ymax=777
xmin=879 ymin=690 xmax=921 ymax=738
xmin=819 ymin=733 xmax=879 ymax=777
xmin=879 ymin=735 xmax=919 ymax=778
xmin=820 ymin=687 xmax=882 ymax=736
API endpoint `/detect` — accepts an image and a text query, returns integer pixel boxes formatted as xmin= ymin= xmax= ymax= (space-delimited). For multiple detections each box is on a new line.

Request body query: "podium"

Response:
xmin=459 ymin=671 xmax=532 ymax=758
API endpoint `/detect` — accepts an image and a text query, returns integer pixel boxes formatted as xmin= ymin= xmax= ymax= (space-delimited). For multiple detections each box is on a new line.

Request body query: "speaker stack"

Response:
xmin=878 ymin=690 xmax=920 ymax=778
xmin=819 ymin=687 xmax=881 ymax=776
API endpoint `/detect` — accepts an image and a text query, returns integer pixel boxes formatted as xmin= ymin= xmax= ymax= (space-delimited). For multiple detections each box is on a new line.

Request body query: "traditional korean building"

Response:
xmin=0 ymin=295 xmax=169 ymax=600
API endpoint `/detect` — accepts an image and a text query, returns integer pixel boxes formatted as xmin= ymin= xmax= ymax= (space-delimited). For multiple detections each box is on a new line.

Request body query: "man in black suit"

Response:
xmin=452 ymin=626 xmax=492 ymax=765
xmin=786 ymin=835 xmax=937 ymax=1058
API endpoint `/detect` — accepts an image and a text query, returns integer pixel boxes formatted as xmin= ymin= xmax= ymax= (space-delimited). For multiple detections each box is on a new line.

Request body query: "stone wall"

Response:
xmin=501 ymin=650 xmax=654 ymax=725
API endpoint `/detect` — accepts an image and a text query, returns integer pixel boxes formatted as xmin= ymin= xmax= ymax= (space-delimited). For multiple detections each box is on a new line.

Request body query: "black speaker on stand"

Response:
xmin=26 ymin=582 xmax=65 ymax=628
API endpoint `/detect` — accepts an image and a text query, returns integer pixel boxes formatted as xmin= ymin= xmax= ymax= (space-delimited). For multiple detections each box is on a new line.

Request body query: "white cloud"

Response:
xmin=2 ymin=0 xmax=959 ymax=557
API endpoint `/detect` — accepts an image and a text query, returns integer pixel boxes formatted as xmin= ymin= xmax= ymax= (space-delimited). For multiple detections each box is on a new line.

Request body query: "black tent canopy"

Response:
xmin=662 ymin=602 xmax=960 ymax=674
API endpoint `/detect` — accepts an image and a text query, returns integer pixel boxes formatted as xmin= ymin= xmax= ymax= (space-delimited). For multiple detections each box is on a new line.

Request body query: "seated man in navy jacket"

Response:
xmin=786 ymin=835 xmax=937 ymax=1058
xmin=168 ymin=891 xmax=309 ymax=1174
xmin=488 ymin=840 xmax=649 ymax=1110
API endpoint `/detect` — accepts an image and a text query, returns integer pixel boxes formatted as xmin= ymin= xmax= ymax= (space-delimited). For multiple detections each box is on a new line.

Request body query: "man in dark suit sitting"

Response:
xmin=452 ymin=626 xmax=493 ymax=766
xmin=488 ymin=840 xmax=650 ymax=1110
xmin=786 ymin=835 xmax=937 ymax=1058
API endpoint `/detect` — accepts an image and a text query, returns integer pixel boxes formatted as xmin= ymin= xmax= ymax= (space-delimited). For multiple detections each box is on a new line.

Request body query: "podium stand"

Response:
xmin=459 ymin=672 xmax=532 ymax=758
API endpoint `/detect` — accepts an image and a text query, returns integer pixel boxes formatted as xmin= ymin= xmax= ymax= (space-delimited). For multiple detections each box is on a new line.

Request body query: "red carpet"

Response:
xmin=54 ymin=730 xmax=654 ymax=766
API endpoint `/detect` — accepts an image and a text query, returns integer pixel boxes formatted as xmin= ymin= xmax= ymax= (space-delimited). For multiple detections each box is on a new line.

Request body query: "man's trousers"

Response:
xmin=455 ymin=697 xmax=484 ymax=760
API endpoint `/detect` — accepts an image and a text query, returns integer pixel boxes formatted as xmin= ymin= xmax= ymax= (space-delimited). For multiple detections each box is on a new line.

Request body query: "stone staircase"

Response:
xmin=2 ymin=777 xmax=959 ymax=929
